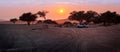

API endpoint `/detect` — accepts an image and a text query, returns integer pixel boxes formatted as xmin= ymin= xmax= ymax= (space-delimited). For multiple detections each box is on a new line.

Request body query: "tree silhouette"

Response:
xmin=10 ymin=18 xmax=18 ymax=24
xmin=92 ymin=16 xmax=102 ymax=24
xmin=100 ymin=11 xmax=118 ymax=26
xmin=113 ymin=14 xmax=120 ymax=24
xmin=68 ymin=10 xmax=99 ymax=23
xmin=68 ymin=10 xmax=120 ymax=25
xmin=68 ymin=11 xmax=85 ymax=23
xmin=37 ymin=11 xmax=48 ymax=20
xmin=85 ymin=11 xmax=99 ymax=23
xmin=19 ymin=12 xmax=37 ymax=25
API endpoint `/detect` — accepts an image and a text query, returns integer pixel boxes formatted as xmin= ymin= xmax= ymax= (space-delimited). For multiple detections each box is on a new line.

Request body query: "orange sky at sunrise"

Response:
xmin=0 ymin=0 xmax=120 ymax=20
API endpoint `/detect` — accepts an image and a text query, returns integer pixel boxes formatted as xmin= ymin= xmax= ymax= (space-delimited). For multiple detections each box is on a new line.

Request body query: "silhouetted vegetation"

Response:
xmin=19 ymin=12 xmax=37 ymax=25
xmin=63 ymin=21 xmax=73 ymax=27
xmin=43 ymin=19 xmax=57 ymax=24
xmin=68 ymin=10 xmax=120 ymax=26
xmin=10 ymin=18 xmax=18 ymax=24
xmin=37 ymin=20 xmax=43 ymax=24
xmin=100 ymin=11 xmax=120 ymax=26
xmin=68 ymin=11 xmax=85 ymax=23
xmin=63 ymin=22 xmax=72 ymax=25
xmin=85 ymin=11 xmax=99 ymax=23
xmin=13 ymin=10 xmax=120 ymax=26
xmin=68 ymin=11 xmax=99 ymax=23
xmin=37 ymin=11 xmax=48 ymax=20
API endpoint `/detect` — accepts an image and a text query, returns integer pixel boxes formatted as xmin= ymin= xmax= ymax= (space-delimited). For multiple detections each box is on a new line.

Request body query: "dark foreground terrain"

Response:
xmin=0 ymin=24 xmax=120 ymax=52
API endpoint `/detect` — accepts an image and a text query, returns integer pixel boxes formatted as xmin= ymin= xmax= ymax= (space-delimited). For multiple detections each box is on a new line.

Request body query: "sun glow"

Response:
xmin=60 ymin=9 xmax=64 ymax=13
xmin=59 ymin=9 xmax=65 ymax=14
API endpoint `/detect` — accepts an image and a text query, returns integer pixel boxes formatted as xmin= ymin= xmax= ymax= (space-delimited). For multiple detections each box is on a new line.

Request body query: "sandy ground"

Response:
xmin=0 ymin=24 xmax=120 ymax=52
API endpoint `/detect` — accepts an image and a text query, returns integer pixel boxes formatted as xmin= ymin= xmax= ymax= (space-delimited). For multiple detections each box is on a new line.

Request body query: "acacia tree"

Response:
xmin=68 ymin=10 xmax=99 ymax=23
xmin=113 ymin=14 xmax=120 ymax=24
xmin=85 ymin=11 xmax=99 ymax=23
xmin=69 ymin=10 xmax=120 ymax=25
xmin=100 ymin=11 xmax=118 ymax=26
xmin=37 ymin=11 xmax=48 ymax=20
xmin=19 ymin=12 xmax=37 ymax=25
xmin=10 ymin=18 xmax=18 ymax=24
xmin=68 ymin=11 xmax=85 ymax=23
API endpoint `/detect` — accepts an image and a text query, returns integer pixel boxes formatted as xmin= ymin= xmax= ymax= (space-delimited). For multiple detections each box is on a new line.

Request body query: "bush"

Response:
xmin=37 ymin=20 xmax=43 ymax=24
xmin=43 ymin=19 xmax=57 ymax=24
xmin=63 ymin=22 xmax=73 ymax=27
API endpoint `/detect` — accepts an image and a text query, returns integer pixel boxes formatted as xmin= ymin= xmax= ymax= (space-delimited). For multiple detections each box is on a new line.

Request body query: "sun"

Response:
xmin=60 ymin=9 xmax=64 ymax=13
xmin=55 ymin=7 xmax=67 ymax=15
xmin=59 ymin=9 xmax=64 ymax=14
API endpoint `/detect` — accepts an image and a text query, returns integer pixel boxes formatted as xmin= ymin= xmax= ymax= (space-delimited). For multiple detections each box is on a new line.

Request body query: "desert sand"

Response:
xmin=0 ymin=24 xmax=120 ymax=52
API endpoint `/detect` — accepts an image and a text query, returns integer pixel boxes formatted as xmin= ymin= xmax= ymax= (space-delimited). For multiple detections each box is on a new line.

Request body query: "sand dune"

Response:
xmin=0 ymin=24 xmax=120 ymax=52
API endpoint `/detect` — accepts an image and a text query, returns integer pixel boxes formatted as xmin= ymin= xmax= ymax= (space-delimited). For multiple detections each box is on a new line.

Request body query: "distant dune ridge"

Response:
xmin=0 ymin=19 xmax=6 ymax=21
xmin=56 ymin=19 xmax=79 ymax=24
xmin=0 ymin=21 xmax=12 ymax=24
xmin=0 ymin=24 xmax=120 ymax=52
xmin=0 ymin=19 xmax=79 ymax=24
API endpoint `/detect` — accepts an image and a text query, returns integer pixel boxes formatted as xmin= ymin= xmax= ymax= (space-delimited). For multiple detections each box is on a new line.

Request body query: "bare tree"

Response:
xmin=37 ymin=11 xmax=48 ymax=20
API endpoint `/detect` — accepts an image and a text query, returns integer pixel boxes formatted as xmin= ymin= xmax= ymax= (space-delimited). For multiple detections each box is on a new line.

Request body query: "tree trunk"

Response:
xmin=44 ymin=17 xmax=46 ymax=20
xmin=79 ymin=20 xmax=83 ymax=23
xmin=13 ymin=22 xmax=15 ymax=24
xmin=27 ymin=21 xmax=31 ymax=26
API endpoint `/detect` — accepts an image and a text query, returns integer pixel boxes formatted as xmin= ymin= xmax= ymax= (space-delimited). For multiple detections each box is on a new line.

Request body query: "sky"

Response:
xmin=0 ymin=0 xmax=120 ymax=20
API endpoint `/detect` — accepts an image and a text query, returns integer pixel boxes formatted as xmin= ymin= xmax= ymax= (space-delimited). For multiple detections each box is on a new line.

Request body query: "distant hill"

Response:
xmin=0 ymin=19 xmax=79 ymax=24
xmin=55 ymin=19 xmax=70 ymax=24
xmin=0 ymin=19 xmax=6 ymax=21
xmin=0 ymin=21 xmax=12 ymax=24
xmin=55 ymin=19 xmax=79 ymax=24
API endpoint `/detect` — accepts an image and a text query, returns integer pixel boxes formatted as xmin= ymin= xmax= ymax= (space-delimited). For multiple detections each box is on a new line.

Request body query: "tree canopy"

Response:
xmin=37 ymin=11 xmax=48 ymax=20
xmin=100 ymin=11 xmax=120 ymax=25
xmin=68 ymin=11 xmax=85 ymax=22
xmin=19 ymin=12 xmax=37 ymax=25
xmin=10 ymin=18 xmax=18 ymax=24
xmin=68 ymin=10 xmax=120 ymax=26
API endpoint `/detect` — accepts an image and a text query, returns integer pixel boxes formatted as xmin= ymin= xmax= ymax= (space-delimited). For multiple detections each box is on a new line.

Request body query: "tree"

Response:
xmin=68 ymin=10 xmax=100 ymax=23
xmin=37 ymin=11 xmax=48 ymax=20
xmin=92 ymin=16 xmax=102 ymax=24
xmin=10 ymin=18 xmax=18 ymax=24
xmin=113 ymin=14 xmax=120 ymax=24
xmin=100 ymin=11 xmax=118 ymax=26
xmin=68 ymin=10 xmax=120 ymax=25
xmin=68 ymin=11 xmax=85 ymax=23
xmin=85 ymin=11 xmax=99 ymax=23
xmin=19 ymin=12 xmax=37 ymax=25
